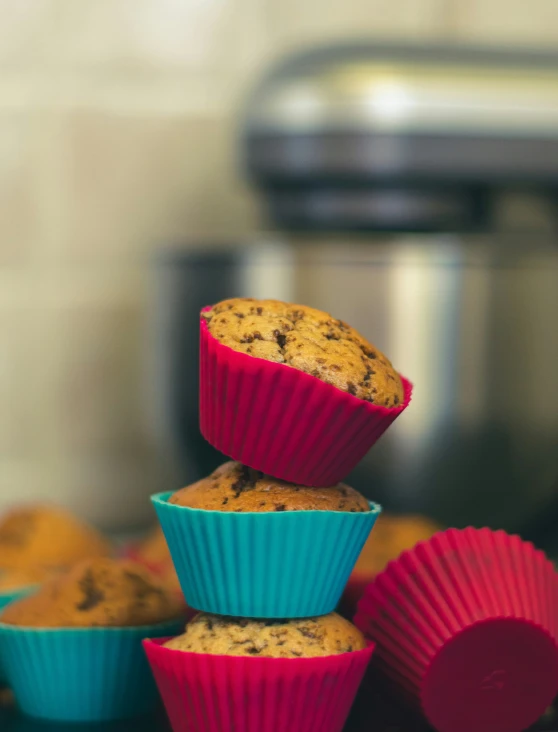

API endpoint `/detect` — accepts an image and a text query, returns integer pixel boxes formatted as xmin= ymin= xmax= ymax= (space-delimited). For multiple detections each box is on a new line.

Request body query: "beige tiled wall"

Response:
xmin=1 ymin=0 xmax=557 ymax=530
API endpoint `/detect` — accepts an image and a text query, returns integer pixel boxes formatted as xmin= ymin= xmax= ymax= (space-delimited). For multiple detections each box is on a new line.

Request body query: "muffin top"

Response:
xmin=164 ymin=612 xmax=366 ymax=658
xmin=169 ymin=461 xmax=370 ymax=513
xmin=0 ymin=568 xmax=41 ymax=593
xmin=0 ymin=557 xmax=184 ymax=628
xmin=202 ymin=298 xmax=404 ymax=407
xmin=135 ymin=525 xmax=172 ymax=566
xmin=132 ymin=525 xmax=182 ymax=594
xmin=353 ymin=513 xmax=442 ymax=576
xmin=0 ymin=504 xmax=111 ymax=577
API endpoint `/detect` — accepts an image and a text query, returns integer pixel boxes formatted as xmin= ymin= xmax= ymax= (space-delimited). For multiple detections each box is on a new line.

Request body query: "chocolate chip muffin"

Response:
xmin=1 ymin=557 xmax=184 ymax=628
xmin=0 ymin=504 xmax=111 ymax=577
xmin=202 ymin=298 xmax=404 ymax=407
xmin=164 ymin=612 xmax=366 ymax=658
xmin=169 ymin=461 xmax=370 ymax=513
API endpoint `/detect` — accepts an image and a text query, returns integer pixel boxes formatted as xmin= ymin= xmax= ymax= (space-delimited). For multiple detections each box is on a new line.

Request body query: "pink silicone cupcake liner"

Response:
xmin=199 ymin=309 xmax=412 ymax=486
xmin=143 ymin=637 xmax=374 ymax=732
xmin=354 ymin=527 xmax=558 ymax=732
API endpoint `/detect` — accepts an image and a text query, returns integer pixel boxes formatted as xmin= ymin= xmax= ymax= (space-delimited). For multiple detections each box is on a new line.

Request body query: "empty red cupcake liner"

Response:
xmin=143 ymin=637 xmax=374 ymax=732
xmin=355 ymin=527 xmax=558 ymax=732
xmin=199 ymin=311 xmax=412 ymax=486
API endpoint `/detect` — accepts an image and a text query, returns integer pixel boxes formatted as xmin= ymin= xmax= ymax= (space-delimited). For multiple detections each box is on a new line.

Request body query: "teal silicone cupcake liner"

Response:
xmin=0 ymin=619 xmax=183 ymax=722
xmin=0 ymin=585 xmax=38 ymax=684
xmin=152 ymin=492 xmax=381 ymax=618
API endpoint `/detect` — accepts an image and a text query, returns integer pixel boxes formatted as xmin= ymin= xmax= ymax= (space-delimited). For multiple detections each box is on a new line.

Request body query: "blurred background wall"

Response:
xmin=1 ymin=0 xmax=557 ymax=529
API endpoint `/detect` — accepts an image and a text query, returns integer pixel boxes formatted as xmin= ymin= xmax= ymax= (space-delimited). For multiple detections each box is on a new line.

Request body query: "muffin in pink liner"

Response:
xmin=199 ymin=299 xmax=412 ymax=486
xmin=143 ymin=612 xmax=374 ymax=732
xmin=354 ymin=527 xmax=558 ymax=732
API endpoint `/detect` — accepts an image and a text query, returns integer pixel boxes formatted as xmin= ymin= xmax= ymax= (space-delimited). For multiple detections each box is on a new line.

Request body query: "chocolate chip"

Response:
xmin=297 ymin=627 xmax=317 ymax=639
xmin=275 ymin=504 xmax=286 ymax=512
xmin=256 ymin=307 xmax=263 ymax=315
xmin=222 ymin=497 xmax=229 ymax=506
xmin=234 ymin=312 xmax=245 ymax=319
xmin=206 ymin=618 xmax=214 ymax=630
xmin=76 ymin=570 xmax=105 ymax=611
xmin=394 ymin=395 xmax=400 ymax=405
xmin=274 ymin=330 xmax=287 ymax=349
xmin=347 ymin=382 xmax=357 ymax=396
xmin=361 ymin=346 xmax=377 ymax=359
xmin=231 ymin=465 xmax=259 ymax=497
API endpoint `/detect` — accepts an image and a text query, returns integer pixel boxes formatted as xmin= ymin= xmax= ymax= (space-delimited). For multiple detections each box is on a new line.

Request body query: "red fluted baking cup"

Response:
xmin=199 ymin=310 xmax=412 ymax=486
xmin=354 ymin=527 xmax=558 ymax=732
xmin=143 ymin=637 xmax=374 ymax=732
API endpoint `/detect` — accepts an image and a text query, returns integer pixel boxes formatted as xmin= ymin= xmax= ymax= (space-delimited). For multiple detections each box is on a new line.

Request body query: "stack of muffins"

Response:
xmin=145 ymin=298 xmax=412 ymax=732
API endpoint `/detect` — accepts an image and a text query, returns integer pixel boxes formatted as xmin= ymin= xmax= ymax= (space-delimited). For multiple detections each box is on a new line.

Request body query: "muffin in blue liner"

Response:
xmin=0 ymin=619 xmax=183 ymax=721
xmin=0 ymin=585 xmax=38 ymax=684
xmin=152 ymin=490 xmax=381 ymax=618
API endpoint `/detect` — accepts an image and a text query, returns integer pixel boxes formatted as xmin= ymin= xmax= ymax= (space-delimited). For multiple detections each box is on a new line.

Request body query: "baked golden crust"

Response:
xmin=169 ymin=461 xmax=370 ymax=513
xmin=203 ymin=298 xmax=404 ymax=407
xmin=353 ymin=513 xmax=442 ymax=576
xmin=1 ymin=558 xmax=184 ymax=628
xmin=164 ymin=612 xmax=366 ymax=658
xmin=0 ymin=504 xmax=111 ymax=577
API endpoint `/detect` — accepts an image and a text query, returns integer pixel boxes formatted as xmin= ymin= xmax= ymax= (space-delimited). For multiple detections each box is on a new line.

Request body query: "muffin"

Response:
xmin=133 ymin=524 xmax=173 ymax=566
xmin=0 ymin=504 xmax=111 ymax=578
xmin=165 ymin=611 xmax=366 ymax=658
xmin=202 ymin=298 xmax=404 ymax=407
xmin=144 ymin=613 xmax=373 ymax=732
xmin=169 ymin=461 xmax=370 ymax=513
xmin=1 ymin=557 xmax=184 ymax=628
xmin=0 ymin=557 xmax=185 ymax=722
xmin=340 ymin=513 xmax=442 ymax=619
xmin=124 ymin=524 xmax=183 ymax=596
xmin=152 ymin=464 xmax=380 ymax=618
xmin=0 ymin=568 xmax=41 ymax=593
xmin=199 ymin=298 xmax=412 ymax=486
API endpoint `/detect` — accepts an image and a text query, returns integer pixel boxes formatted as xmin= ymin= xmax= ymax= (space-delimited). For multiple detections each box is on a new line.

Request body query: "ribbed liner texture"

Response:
xmin=144 ymin=637 xmax=374 ymax=732
xmin=0 ymin=585 xmax=38 ymax=684
xmin=199 ymin=311 xmax=412 ymax=486
xmin=0 ymin=620 xmax=183 ymax=722
xmin=355 ymin=527 xmax=558 ymax=732
xmin=152 ymin=492 xmax=380 ymax=618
